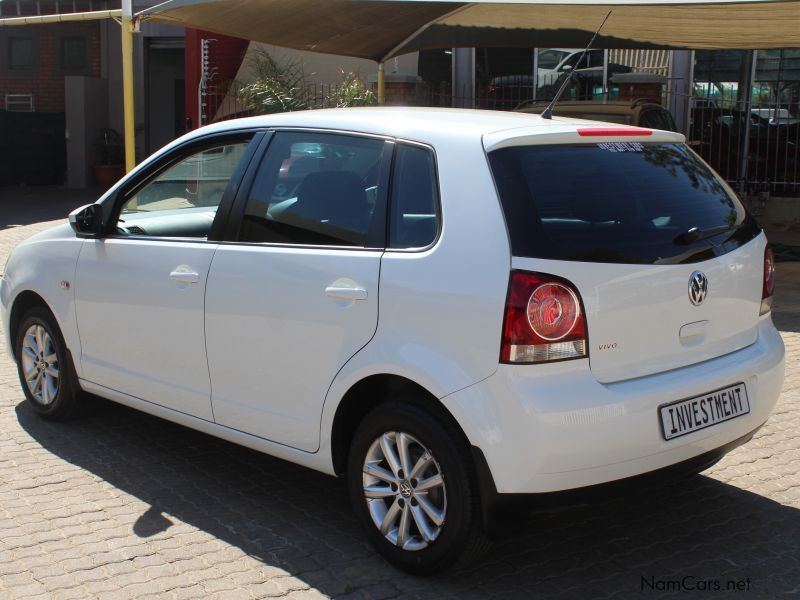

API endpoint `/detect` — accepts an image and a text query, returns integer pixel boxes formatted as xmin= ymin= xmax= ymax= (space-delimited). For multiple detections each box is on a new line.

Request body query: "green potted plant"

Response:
xmin=92 ymin=128 xmax=124 ymax=189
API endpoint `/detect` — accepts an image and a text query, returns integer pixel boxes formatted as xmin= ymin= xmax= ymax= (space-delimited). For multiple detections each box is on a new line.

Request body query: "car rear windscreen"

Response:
xmin=488 ymin=142 xmax=759 ymax=265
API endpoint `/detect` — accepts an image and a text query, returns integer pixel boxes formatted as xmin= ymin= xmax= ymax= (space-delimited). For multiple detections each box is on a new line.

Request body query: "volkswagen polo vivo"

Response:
xmin=0 ymin=108 xmax=785 ymax=573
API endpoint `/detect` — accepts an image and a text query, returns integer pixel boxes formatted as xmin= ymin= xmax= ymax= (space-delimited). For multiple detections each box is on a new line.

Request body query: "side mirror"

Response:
xmin=69 ymin=204 xmax=103 ymax=238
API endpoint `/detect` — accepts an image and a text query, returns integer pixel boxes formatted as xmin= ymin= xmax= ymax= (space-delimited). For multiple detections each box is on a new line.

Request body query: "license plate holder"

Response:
xmin=659 ymin=383 xmax=750 ymax=441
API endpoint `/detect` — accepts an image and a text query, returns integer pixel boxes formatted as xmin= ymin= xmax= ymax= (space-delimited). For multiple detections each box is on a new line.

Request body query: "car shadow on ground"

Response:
xmin=16 ymin=397 xmax=800 ymax=598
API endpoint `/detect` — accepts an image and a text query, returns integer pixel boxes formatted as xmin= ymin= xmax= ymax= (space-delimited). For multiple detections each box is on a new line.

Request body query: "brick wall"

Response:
xmin=0 ymin=22 xmax=102 ymax=113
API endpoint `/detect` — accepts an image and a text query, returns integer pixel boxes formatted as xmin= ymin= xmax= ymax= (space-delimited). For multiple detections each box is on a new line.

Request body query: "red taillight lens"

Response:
xmin=501 ymin=271 xmax=588 ymax=364
xmin=760 ymin=246 xmax=775 ymax=315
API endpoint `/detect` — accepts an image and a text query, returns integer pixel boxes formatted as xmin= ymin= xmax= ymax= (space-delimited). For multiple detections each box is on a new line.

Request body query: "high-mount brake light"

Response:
xmin=761 ymin=246 xmax=775 ymax=316
xmin=577 ymin=128 xmax=653 ymax=137
xmin=501 ymin=271 xmax=588 ymax=364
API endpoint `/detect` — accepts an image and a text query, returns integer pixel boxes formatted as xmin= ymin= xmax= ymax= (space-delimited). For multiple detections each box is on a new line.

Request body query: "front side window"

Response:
xmin=389 ymin=144 xmax=439 ymax=249
xmin=117 ymin=141 xmax=250 ymax=238
xmin=240 ymin=132 xmax=387 ymax=247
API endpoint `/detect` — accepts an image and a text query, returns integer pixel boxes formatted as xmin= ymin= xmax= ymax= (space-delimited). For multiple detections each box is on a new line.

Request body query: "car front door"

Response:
xmin=205 ymin=130 xmax=392 ymax=451
xmin=75 ymin=133 xmax=259 ymax=420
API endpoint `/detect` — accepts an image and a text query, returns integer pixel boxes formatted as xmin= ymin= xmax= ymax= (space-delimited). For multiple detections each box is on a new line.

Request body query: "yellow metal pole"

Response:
xmin=377 ymin=62 xmax=385 ymax=106
xmin=121 ymin=0 xmax=136 ymax=173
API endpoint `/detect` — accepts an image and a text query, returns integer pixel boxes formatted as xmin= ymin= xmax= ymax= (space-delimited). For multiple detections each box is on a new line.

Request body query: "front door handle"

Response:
xmin=170 ymin=268 xmax=200 ymax=284
xmin=325 ymin=285 xmax=368 ymax=301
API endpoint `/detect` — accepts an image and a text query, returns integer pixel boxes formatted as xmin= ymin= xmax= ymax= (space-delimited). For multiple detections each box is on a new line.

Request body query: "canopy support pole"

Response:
xmin=378 ymin=62 xmax=385 ymax=105
xmin=121 ymin=0 xmax=136 ymax=173
xmin=737 ymin=50 xmax=757 ymax=196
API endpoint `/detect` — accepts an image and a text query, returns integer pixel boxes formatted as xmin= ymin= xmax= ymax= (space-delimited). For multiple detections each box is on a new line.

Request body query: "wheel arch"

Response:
xmin=8 ymin=290 xmax=54 ymax=362
xmin=329 ymin=373 xmax=473 ymax=477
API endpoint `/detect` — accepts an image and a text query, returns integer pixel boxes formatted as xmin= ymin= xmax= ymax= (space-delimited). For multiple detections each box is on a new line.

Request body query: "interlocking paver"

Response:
xmin=0 ymin=186 xmax=799 ymax=598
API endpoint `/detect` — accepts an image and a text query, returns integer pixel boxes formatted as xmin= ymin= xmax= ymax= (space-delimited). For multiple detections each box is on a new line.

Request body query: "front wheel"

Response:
xmin=15 ymin=307 xmax=83 ymax=421
xmin=347 ymin=400 xmax=489 ymax=574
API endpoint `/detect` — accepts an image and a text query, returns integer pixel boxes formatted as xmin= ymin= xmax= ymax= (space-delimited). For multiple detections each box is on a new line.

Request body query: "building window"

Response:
xmin=60 ymin=36 xmax=87 ymax=70
xmin=8 ymin=36 xmax=34 ymax=70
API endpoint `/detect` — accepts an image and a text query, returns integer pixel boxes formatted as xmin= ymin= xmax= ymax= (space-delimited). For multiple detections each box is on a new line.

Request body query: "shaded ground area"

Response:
xmin=0 ymin=187 xmax=798 ymax=599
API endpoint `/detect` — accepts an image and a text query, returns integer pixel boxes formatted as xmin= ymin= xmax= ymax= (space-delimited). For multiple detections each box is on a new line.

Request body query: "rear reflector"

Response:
xmin=501 ymin=271 xmax=588 ymax=364
xmin=577 ymin=128 xmax=653 ymax=137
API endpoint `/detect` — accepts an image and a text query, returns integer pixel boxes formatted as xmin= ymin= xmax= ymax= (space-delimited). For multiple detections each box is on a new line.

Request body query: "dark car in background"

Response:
xmin=515 ymin=99 xmax=679 ymax=132
xmin=690 ymin=106 xmax=800 ymax=189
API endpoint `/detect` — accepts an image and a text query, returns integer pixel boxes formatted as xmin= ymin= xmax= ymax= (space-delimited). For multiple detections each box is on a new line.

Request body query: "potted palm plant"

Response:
xmin=92 ymin=128 xmax=124 ymax=189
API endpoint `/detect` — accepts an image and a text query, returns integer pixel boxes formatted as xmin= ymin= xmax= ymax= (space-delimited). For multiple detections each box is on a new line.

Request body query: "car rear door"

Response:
xmin=75 ymin=132 xmax=261 ymax=420
xmin=204 ymin=130 xmax=392 ymax=451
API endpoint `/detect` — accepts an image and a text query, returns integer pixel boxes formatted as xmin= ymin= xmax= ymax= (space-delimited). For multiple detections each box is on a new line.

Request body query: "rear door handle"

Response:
xmin=325 ymin=285 xmax=368 ymax=301
xmin=170 ymin=269 xmax=200 ymax=284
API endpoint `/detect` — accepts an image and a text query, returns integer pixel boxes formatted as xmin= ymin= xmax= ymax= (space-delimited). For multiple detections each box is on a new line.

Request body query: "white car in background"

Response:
xmin=0 ymin=108 xmax=785 ymax=573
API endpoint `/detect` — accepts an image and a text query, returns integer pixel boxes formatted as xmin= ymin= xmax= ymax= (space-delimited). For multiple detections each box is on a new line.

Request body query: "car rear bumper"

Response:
xmin=442 ymin=317 xmax=785 ymax=495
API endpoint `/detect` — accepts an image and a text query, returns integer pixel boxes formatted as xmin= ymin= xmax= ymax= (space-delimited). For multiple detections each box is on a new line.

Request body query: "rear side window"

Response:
xmin=239 ymin=131 xmax=387 ymax=247
xmin=488 ymin=143 xmax=759 ymax=265
xmin=389 ymin=143 xmax=439 ymax=249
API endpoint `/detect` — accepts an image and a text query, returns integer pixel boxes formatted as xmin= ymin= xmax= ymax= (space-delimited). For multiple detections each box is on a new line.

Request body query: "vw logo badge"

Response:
xmin=688 ymin=271 xmax=708 ymax=306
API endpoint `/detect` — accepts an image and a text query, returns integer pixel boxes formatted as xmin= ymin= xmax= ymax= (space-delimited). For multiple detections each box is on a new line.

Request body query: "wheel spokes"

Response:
xmin=410 ymin=504 xmax=436 ymax=542
xmin=415 ymin=473 xmax=444 ymax=492
xmin=380 ymin=498 xmax=402 ymax=535
xmin=379 ymin=433 xmax=402 ymax=477
xmin=20 ymin=323 xmax=60 ymax=405
xmin=364 ymin=484 xmax=395 ymax=499
xmin=362 ymin=430 xmax=447 ymax=552
xmin=416 ymin=493 xmax=445 ymax=527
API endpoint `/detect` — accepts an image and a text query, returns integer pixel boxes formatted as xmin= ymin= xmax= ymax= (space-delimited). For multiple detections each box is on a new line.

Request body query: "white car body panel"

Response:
xmin=444 ymin=317 xmax=784 ymax=493
xmin=75 ymin=239 xmax=217 ymax=420
xmin=204 ymin=245 xmax=381 ymax=451
xmin=0 ymin=107 xmax=786 ymax=502
xmin=1 ymin=224 xmax=84 ymax=374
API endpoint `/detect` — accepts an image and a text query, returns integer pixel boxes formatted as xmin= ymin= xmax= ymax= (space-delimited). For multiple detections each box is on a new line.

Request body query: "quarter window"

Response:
xmin=240 ymin=132 xmax=387 ymax=247
xmin=117 ymin=141 xmax=250 ymax=238
xmin=389 ymin=144 xmax=439 ymax=249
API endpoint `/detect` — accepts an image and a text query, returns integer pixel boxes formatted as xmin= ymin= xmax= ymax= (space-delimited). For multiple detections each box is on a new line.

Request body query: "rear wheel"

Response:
xmin=347 ymin=400 xmax=489 ymax=574
xmin=15 ymin=307 xmax=83 ymax=420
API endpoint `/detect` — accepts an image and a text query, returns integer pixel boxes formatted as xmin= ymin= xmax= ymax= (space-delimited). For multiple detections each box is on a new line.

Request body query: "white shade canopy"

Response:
xmin=138 ymin=0 xmax=800 ymax=62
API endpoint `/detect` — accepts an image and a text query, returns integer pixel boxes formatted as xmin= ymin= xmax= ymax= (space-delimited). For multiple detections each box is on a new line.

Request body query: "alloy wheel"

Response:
xmin=20 ymin=324 xmax=60 ymax=405
xmin=362 ymin=430 xmax=447 ymax=551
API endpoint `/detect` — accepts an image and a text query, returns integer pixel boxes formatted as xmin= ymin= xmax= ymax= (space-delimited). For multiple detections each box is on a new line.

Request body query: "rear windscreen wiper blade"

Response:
xmin=673 ymin=225 xmax=735 ymax=245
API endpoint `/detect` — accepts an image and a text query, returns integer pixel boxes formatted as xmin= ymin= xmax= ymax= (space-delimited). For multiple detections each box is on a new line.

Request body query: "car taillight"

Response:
xmin=760 ymin=246 xmax=775 ymax=316
xmin=501 ymin=271 xmax=588 ymax=364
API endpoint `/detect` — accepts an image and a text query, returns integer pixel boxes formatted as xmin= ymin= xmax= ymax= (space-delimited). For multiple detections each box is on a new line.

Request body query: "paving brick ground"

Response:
xmin=0 ymin=187 xmax=798 ymax=599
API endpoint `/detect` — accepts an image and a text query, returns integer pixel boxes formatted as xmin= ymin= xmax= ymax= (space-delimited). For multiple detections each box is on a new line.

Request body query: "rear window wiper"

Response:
xmin=673 ymin=224 xmax=735 ymax=245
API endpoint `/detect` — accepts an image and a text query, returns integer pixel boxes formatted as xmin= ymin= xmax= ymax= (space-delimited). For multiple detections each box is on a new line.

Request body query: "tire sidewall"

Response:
xmin=15 ymin=308 xmax=73 ymax=418
xmin=347 ymin=402 xmax=477 ymax=574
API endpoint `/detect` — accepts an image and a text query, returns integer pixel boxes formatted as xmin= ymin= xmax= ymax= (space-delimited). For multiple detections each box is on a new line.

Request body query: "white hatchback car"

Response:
xmin=1 ymin=108 xmax=785 ymax=573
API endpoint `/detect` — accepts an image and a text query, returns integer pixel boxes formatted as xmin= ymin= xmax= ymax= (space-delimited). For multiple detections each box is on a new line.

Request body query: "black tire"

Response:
xmin=347 ymin=398 xmax=490 ymax=574
xmin=15 ymin=306 xmax=84 ymax=421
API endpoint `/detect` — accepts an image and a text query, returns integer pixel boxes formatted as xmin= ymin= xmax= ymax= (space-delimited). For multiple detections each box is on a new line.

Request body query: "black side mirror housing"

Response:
xmin=68 ymin=204 xmax=103 ymax=238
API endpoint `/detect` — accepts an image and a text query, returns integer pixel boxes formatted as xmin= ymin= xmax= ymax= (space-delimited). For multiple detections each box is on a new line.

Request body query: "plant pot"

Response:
xmin=93 ymin=164 xmax=125 ymax=189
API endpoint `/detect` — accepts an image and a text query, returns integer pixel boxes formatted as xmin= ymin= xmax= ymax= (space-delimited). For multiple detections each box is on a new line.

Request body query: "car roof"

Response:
xmin=155 ymin=107 xmax=683 ymax=161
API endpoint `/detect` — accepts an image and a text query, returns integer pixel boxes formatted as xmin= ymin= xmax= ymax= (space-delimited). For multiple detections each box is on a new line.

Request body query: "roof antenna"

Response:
xmin=540 ymin=10 xmax=612 ymax=120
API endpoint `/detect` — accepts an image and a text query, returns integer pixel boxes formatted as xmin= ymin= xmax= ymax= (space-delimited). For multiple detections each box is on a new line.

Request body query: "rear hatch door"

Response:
xmin=487 ymin=134 xmax=763 ymax=383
